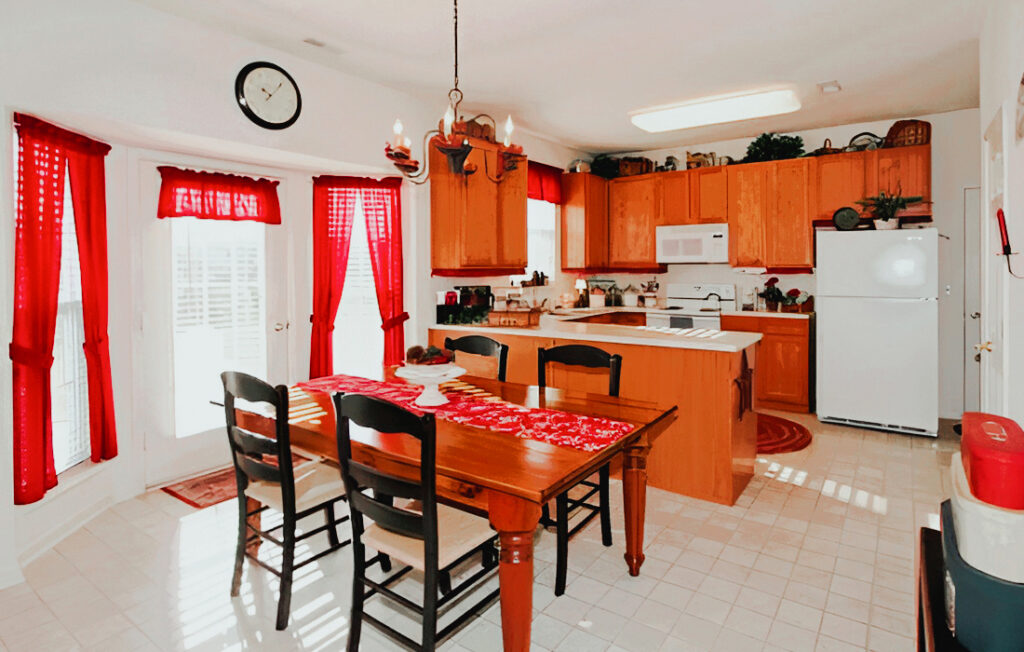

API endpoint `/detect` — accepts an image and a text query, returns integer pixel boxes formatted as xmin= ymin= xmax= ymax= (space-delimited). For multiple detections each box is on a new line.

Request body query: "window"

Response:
xmin=171 ymin=218 xmax=267 ymax=438
xmin=333 ymin=197 xmax=383 ymax=377
xmin=51 ymin=174 xmax=90 ymax=473
xmin=511 ymin=198 xmax=557 ymax=284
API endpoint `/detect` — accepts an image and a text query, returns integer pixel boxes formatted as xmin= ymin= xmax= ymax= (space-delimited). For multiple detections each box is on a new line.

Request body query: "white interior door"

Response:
xmin=139 ymin=160 xmax=290 ymax=486
xmin=963 ymin=187 xmax=982 ymax=413
xmin=981 ymin=107 xmax=1008 ymax=416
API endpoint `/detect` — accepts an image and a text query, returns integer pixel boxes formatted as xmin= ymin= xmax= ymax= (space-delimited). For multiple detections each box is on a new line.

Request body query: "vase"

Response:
xmin=781 ymin=303 xmax=799 ymax=313
xmin=875 ymin=218 xmax=900 ymax=230
xmin=766 ymin=301 xmax=779 ymax=312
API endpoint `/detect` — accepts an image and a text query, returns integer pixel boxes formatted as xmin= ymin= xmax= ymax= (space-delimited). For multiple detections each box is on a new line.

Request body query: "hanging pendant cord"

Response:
xmin=452 ymin=0 xmax=459 ymax=91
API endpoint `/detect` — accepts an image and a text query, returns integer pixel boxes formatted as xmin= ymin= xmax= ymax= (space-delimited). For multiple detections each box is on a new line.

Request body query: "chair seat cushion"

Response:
xmin=245 ymin=460 xmax=346 ymax=514
xmin=362 ymin=501 xmax=495 ymax=572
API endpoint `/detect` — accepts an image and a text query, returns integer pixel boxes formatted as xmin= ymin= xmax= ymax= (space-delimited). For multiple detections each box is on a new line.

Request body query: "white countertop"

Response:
xmin=720 ymin=310 xmax=812 ymax=320
xmin=432 ymin=311 xmax=762 ymax=353
xmin=553 ymin=306 xmax=811 ymax=320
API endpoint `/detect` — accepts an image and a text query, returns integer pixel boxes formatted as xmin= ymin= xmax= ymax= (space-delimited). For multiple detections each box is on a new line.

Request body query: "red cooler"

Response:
xmin=961 ymin=412 xmax=1024 ymax=509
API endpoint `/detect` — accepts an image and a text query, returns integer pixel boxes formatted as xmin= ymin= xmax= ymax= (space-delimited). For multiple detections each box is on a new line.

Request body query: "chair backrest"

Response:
xmin=221 ymin=371 xmax=296 ymax=512
xmin=333 ymin=393 xmax=440 ymax=567
xmin=537 ymin=344 xmax=622 ymax=397
xmin=444 ymin=335 xmax=509 ymax=382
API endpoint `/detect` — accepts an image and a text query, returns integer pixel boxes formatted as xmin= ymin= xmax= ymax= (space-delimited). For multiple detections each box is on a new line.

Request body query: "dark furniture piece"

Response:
xmin=221 ymin=371 xmax=351 ymax=630
xmin=334 ymin=393 xmax=499 ymax=651
xmin=444 ymin=335 xmax=510 ymax=382
xmin=537 ymin=344 xmax=622 ymax=596
xmin=918 ymin=527 xmax=969 ymax=651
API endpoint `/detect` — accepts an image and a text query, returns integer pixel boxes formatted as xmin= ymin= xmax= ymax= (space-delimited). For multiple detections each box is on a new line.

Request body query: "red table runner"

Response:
xmin=298 ymin=374 xmax=634 ymax=453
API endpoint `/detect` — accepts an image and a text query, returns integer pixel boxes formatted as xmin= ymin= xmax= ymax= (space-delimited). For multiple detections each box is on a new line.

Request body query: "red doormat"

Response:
xmin=161 ymin=453 xmax=311 ymax=509
xmin=757 ymin=413 xmax=813 ymax=455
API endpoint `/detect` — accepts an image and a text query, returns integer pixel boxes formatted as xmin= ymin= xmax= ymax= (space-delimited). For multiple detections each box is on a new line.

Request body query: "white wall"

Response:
xmin=980 ymin=0 xmax=1024 ymax=425
xmin=0 ymin=0 xmax=440 ymax=587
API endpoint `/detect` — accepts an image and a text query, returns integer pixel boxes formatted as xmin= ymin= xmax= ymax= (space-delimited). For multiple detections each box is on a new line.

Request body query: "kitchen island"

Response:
xmin=429 ymin=312 xmax=761 ymax=505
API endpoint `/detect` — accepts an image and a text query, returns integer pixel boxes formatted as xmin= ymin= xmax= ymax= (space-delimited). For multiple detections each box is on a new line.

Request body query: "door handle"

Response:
xmin=274 ymin=322 xmax=288 ymax=332
xmin=970 ymin=312 xmax=981 ymax=319
xmin=974 ymin=341 xmax=992 ymax=352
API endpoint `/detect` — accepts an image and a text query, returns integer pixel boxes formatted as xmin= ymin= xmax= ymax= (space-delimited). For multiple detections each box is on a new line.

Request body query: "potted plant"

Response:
xmin=856 ymin=190 xmax=925 ymax=230
xmin=758 ymin=277 xmax=785 ymax=312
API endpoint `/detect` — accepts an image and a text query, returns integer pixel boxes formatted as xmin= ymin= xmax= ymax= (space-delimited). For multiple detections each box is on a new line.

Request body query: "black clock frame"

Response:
xmin=235 ymin=61 xmax=301 ymax=130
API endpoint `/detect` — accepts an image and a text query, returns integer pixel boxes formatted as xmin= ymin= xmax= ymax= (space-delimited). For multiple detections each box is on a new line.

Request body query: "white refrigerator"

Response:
xmin=815 ymin=228 xmax=939 ymax=436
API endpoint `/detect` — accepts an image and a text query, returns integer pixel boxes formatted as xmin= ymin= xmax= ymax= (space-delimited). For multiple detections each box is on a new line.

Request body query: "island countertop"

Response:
xmin=433 ymin=312 xmax=761 ymax=353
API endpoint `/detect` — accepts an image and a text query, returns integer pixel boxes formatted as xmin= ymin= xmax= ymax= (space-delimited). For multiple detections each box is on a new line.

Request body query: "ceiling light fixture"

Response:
xmin=630 ymin=89 xmax=802 ymax=133
xmin=817 ymin=80 xmax=842 ymax=94
xmin=385 ymin=0 xmax=523 ymax=184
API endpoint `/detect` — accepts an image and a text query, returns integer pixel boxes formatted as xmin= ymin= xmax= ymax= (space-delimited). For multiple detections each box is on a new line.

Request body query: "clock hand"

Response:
xmin=260 ymin=87 xmax=272 ymax=99
xmin=267 ymin=82 xmax=284 ymax=99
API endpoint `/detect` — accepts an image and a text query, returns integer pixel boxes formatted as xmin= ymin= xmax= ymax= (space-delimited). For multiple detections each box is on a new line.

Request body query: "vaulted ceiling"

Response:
xmin=136 ymin=0 xmax=982 ymax=153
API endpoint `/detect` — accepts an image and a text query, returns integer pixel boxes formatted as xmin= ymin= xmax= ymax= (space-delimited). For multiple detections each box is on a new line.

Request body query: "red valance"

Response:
xmin=157 ymin=166 xmax=282 ymax=224
xmin=527 ymin=161 xmax=563 ymax=204
xmin=313 ymin=175 xmax=402 ymax=190
xmin=14 ymin=113 xmax=111 ymax=156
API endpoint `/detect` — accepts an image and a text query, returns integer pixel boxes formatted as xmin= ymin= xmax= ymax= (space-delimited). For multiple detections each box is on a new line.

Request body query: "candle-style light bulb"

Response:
xmin=442 ymin=106 xmax=455 ymax=137
xmin=392 ymin=119 xmax=403 ymax=147
xmin=503 ymin=114 xmax=514 ymax=147
xmin=403 ymin=136 xmax=411 ymax=148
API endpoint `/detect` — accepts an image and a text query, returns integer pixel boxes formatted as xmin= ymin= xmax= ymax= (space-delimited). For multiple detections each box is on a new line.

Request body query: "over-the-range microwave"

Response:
xmin=655 ymin=223 xmax=729 ymax=264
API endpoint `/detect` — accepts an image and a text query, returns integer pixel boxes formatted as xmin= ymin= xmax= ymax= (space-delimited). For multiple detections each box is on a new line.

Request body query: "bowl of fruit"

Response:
xmin=395 ymin=346 xmax=465 ymax=406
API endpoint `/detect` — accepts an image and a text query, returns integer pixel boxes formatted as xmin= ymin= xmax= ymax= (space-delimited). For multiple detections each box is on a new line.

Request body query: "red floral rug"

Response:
xmin=162 ymin=467 xmax=238 ymax=509
xmin=757 ymin=413 xmax=813 ymax=455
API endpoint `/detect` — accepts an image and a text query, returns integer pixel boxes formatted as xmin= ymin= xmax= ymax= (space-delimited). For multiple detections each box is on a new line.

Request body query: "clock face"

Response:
xmin=235 ymin=62 xmax=301 ymax=130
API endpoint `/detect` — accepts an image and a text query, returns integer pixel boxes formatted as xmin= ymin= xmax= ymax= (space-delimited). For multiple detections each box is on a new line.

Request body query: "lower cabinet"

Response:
xmin=720 ymin=314 xmax=813 ymax=413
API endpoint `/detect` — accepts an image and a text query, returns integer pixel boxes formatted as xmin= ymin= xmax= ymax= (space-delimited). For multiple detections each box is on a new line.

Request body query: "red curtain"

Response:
xmin=359 ymin=178 xmax=408 ymax=366
xmin=156 ymin=166 xmax=281 ymax=224
xmin=527 ymin=161 xmax=563 ymax=204
xmin=309 ymin=176 xmax=406 ymax=376
xmin=11 ymin=114 xmax=114 ymax=505
xmin=309 ymin=177 xmax=357 ymax=378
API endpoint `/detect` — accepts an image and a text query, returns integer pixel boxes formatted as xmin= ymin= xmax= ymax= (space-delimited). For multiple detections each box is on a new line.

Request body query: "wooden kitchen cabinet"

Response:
xmin=813 ymin=150 xmax=868 ymax=221
xmin=607 ymin=173 xmax=661 ymax=268
xmin=659 ymin=170 xmax=693 ymax=225
xmin=560 ymin=172 xmax=609 ymax=271
xmin=870 ymin=144 xmax=931 ymax=216
xmin=689 ymin=166 xmax=728 ymax=223
xmin=766 ymin=158 xmax=814 ymax=268
xmin=727 ymin=162 xmax=771 ymax=267
xmin=430 ymin=136 xmax=527 ymax=275
xmin=720 ymin=314 xmax=812 ymax=412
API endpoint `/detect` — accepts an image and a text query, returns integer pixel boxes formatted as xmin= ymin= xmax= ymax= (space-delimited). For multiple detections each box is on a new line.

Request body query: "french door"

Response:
xmin=139 ymin=160 xmax=290 ymax=486
xmin=980 ymin=107 xmax=1008 ymax=416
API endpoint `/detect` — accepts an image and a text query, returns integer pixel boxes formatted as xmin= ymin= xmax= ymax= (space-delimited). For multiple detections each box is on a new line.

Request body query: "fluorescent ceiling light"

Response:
xmin=630 ymin=89 xmax=801 ymax=133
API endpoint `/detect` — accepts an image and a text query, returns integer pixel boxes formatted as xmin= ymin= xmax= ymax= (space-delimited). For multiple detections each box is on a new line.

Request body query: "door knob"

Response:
xmin=974 ymin=341 xmax=992 ymax=352
xmin=970 ymin=312 xmax=981 ymax=319
xmin=274 ymin=322 xmax=287 ymax=332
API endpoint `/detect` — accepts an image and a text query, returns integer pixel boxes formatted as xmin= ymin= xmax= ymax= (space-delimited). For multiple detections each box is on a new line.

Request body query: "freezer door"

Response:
xmin=816 ymin=296 xmax=938 ymax=434
xmin=816 ymin=229 xmax=938 ymax=299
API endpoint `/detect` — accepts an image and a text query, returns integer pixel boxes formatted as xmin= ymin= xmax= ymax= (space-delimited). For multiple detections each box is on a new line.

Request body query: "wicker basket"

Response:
xmin=810 ymin=138 xmax=843 ymax=156
xmin=884 ymin=120 xmax=931 ymax=148
xmin=617 ymin=157 xmax=654 ymax=177
xmin=485 ymin=310 xmax=541 ymax=327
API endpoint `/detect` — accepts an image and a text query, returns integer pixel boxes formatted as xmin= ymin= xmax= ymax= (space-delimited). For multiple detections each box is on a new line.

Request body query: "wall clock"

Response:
xmin=235 ymin=61 xmax=301 ymax=130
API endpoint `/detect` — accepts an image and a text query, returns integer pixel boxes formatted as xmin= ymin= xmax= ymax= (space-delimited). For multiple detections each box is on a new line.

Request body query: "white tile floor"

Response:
xmin=0 ymin=413 xmax=957 ymax=651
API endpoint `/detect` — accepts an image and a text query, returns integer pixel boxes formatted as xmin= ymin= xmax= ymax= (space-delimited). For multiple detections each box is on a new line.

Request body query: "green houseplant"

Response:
xmin=742 ymin=133 xmax=805 ymax=163
xmin=856 ymin=191 xmax=925 ymax=230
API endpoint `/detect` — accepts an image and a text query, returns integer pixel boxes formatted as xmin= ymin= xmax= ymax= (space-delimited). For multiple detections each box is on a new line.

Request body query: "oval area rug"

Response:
xmin=757 ymin=413 xmax=813 ymax=454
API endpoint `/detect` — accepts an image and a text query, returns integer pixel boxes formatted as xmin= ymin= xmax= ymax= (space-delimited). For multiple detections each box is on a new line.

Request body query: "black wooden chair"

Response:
xmin=537 ymin=344 xmax=622 ymax=596
xmin=444 ymin=335 xmax=509 ymax=382
xmin=334 ymin=392 xmax=499 ymax=651
xmin=221 ymin=371 xmax=351 ymax=631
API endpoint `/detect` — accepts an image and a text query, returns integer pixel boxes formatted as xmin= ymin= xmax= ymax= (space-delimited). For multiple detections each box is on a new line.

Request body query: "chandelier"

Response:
xmin=385 ymin=0 xmax=524 ymax=185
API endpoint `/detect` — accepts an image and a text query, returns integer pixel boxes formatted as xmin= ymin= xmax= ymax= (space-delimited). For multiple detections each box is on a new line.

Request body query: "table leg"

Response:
xmin=622 ymin=443 xmax=650 ymax=576
xmin=488 ymin=492 xmax=541 ymax=652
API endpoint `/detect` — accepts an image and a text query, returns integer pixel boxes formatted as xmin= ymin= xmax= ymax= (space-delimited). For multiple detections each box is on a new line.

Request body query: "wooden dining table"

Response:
xmin=236 ymin=372 xmax=676 ymax=651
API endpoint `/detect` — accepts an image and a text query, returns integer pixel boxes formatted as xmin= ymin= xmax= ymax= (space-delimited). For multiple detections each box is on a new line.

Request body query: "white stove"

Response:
xmin=647 ymin=283 xmax=736 ymax=330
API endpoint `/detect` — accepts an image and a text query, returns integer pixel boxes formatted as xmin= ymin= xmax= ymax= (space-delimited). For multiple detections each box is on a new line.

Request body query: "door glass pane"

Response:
xmin=51 ymin=174 xmax=91 ymax=474
xmin=510 ymin=198 xmax=556 ymax=284
xmin=171 ymin=218 xmax=267 ymax=438
xmin=333 ymin=197 xmax=383 ymax=377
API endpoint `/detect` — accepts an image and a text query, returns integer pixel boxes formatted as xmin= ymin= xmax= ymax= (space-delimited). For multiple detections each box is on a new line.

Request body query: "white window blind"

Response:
xmin=510 ymin=198 xmax=557 ymax=284
xmin=333 ymin=196 xmax=383 ymax=377
xmin=51 ymin=174 xmax=91 ymax=474
xmin=171 ymin=218 xmax=267 ymax=438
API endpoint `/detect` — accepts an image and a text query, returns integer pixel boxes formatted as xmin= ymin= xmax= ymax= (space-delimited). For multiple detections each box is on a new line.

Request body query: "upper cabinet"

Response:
xmin=658 ymin=170 xmax=692 ymax=225
xmin=870 ymin=144 xmax=931 ymax=216
xmin=727 ymin=162 xmax=771 ymax=267
xmin=607 ymin=174 xmax=661 ymax=268
xmin=430 ymin=137 xmax=527 ymax=276
xmin=813 ymin=151 xmax=867 ymax=221
xmin=766 ymin=158 xmax=814 ymax=268
xmin=561 ymin=172 xmax=608 ymax=271
xmin=689 ymin=166 xmax=729 ymax=223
